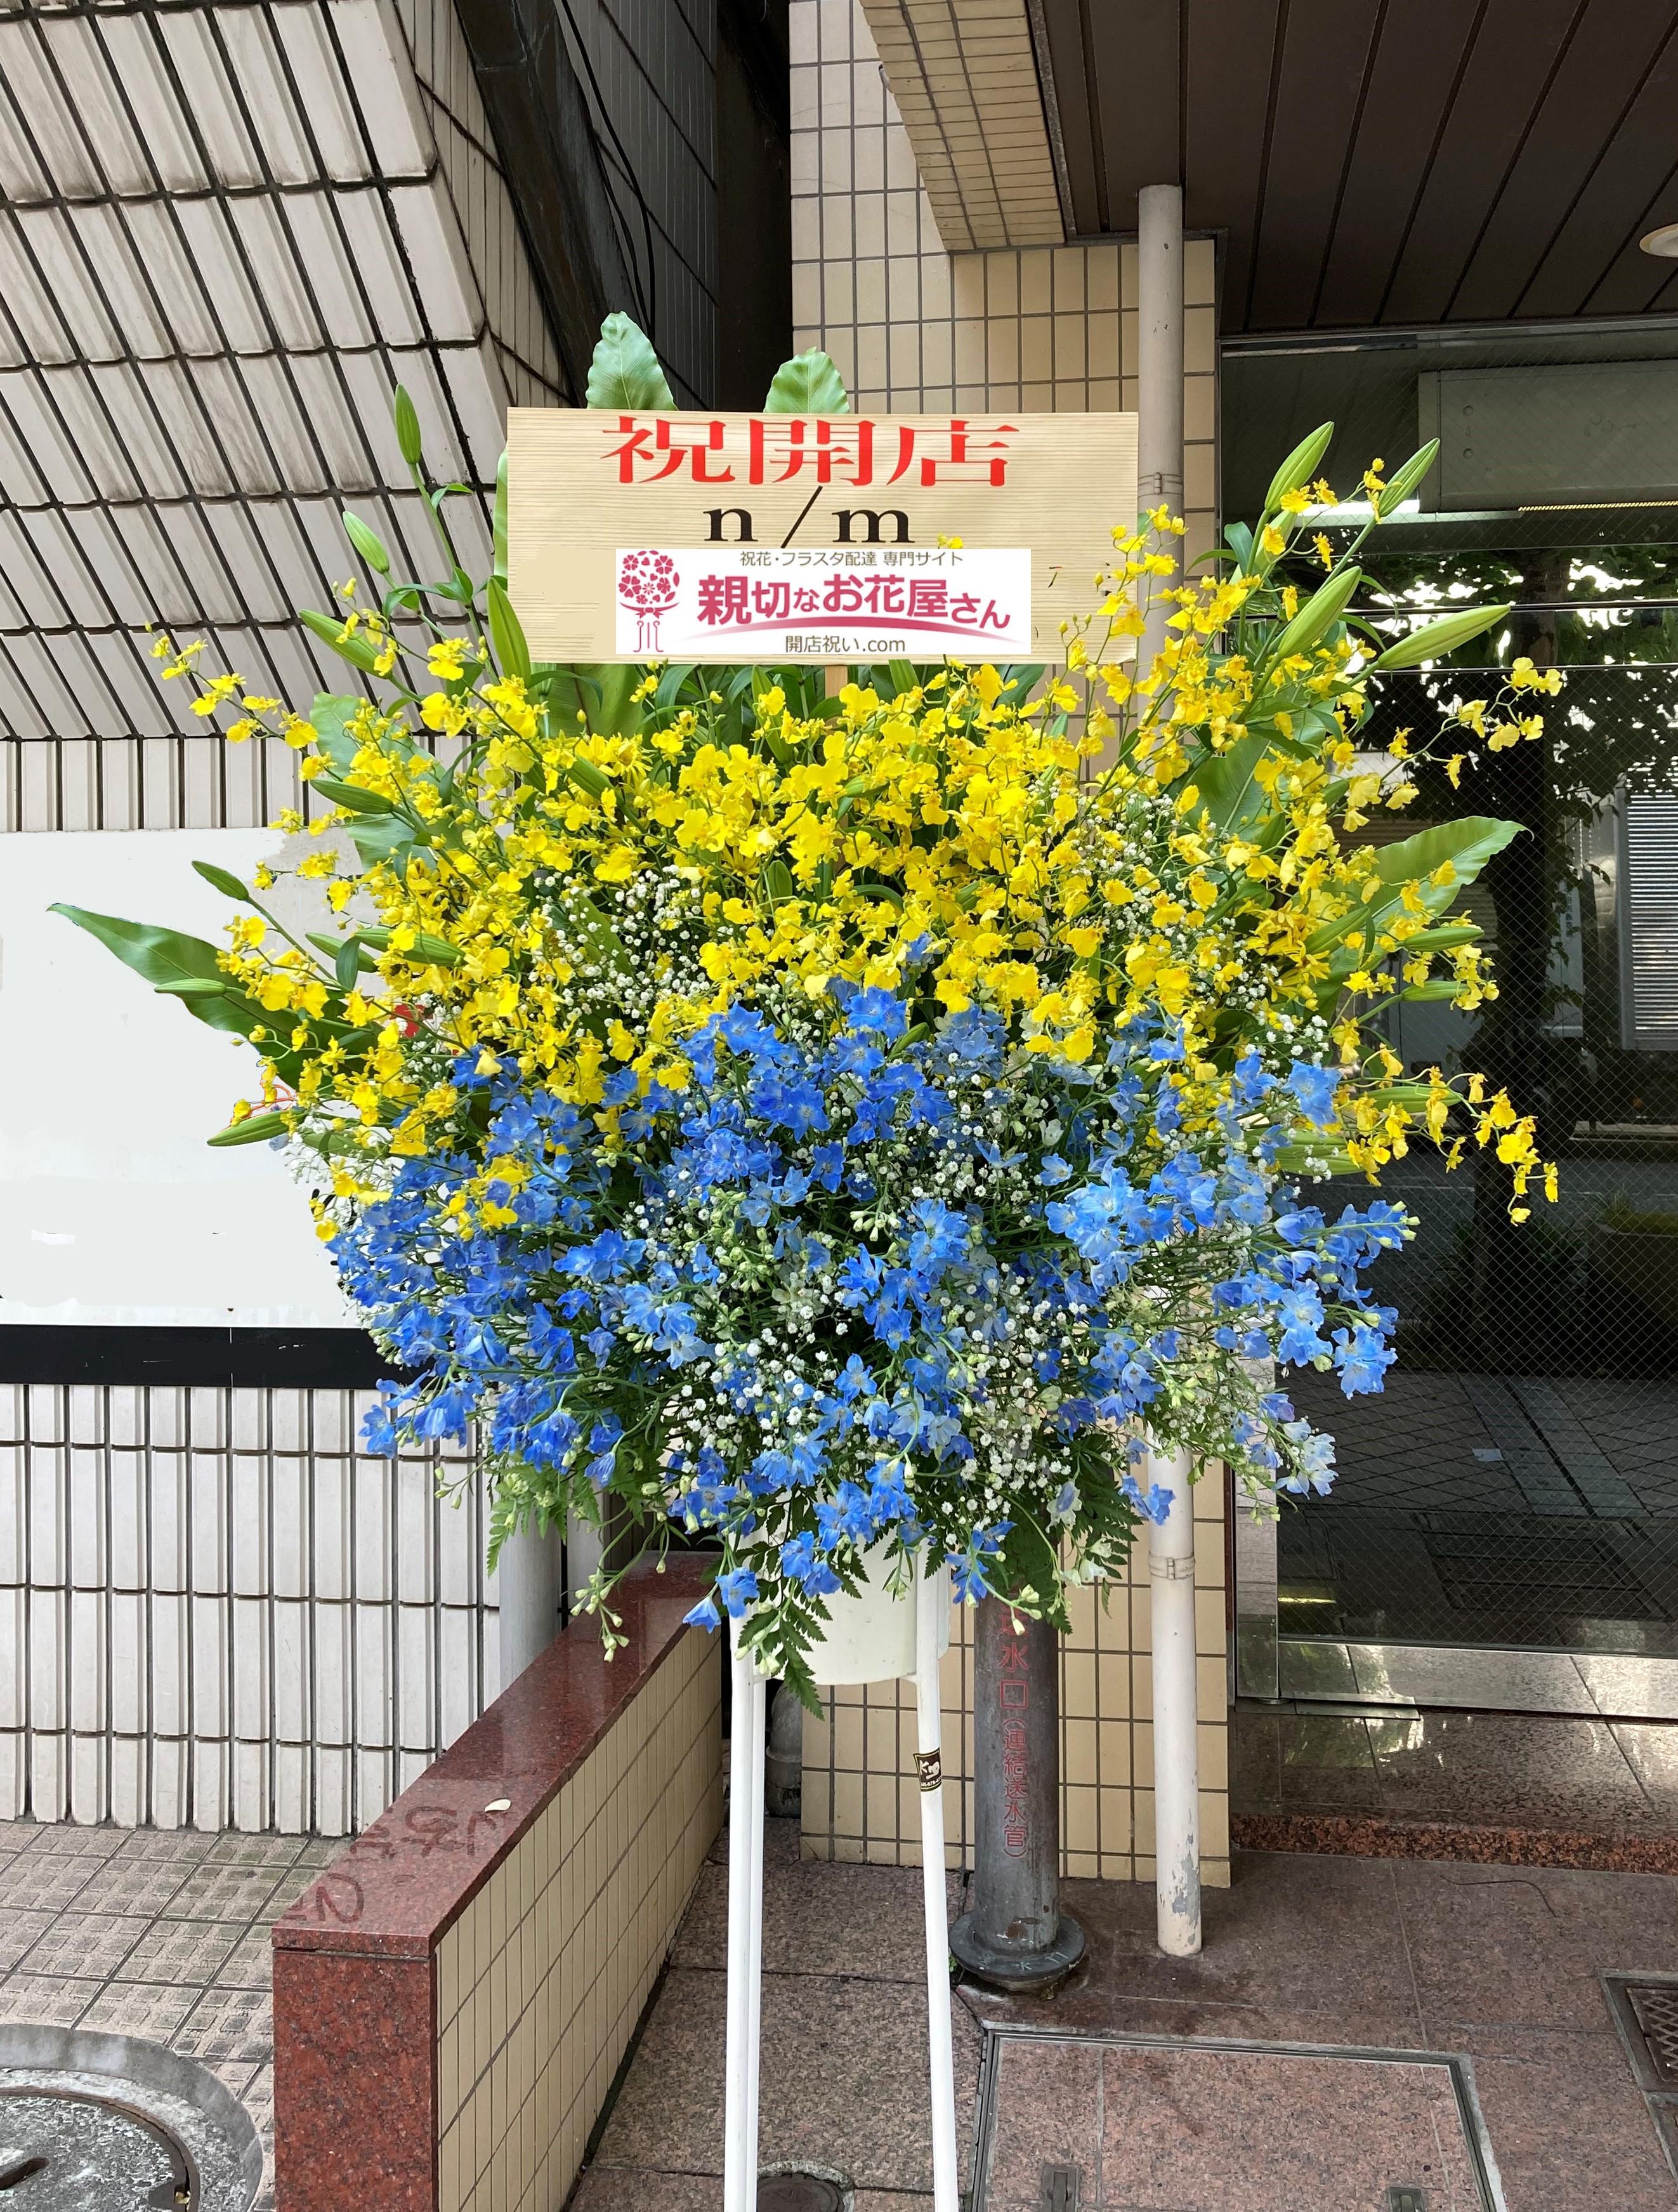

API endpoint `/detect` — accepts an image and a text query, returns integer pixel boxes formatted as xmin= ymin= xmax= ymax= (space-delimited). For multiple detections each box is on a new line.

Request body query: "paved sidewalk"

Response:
xmin=575 ymin=1824 xmax=1678 ymax=2211
xmin=0 ymin=1816 xmax=334 ymax=2206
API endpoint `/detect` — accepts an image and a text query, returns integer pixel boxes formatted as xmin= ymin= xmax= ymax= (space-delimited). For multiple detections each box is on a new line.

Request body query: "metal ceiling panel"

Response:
xmin=1023 ymin=0 xmax=1678 ymax=332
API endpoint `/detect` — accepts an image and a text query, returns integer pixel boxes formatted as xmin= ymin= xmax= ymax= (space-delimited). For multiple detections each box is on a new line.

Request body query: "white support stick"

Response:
xmin=744 ymin=1669 xmax=766 ymax=2197
xmin=915 ymin=1570 xmax=960 ymax=2212
xmin=1147 ymin=1441 xmax=1202 ymax=1957
xmin=724 ymin=1639 xmax=767 ymax=2212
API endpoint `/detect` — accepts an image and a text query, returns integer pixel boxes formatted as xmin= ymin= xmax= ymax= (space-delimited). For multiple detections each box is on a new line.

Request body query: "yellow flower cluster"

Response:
xmin=154 ymin=489 xmax=1558 ymax=1221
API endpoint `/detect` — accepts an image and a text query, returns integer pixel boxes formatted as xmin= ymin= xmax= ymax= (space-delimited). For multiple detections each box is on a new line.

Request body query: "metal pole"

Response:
xmin=1137 ymin=181 xmax=1184 ymax=681
xmin=1147 ymin=1442 xmax=1201 ymax=1956
xmin=949 ymin=1601 xmax=1085 ymax=1993
xmin=914 ymin=1569 xmax=959 ymax=2212
xmin=495 ymin=1518 xmax=564 ymax=1687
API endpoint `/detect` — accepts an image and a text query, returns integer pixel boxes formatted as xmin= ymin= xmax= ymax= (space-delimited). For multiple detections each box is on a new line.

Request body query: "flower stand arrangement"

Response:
xmin=58 ymin=319 xmax=1561 ymax=2208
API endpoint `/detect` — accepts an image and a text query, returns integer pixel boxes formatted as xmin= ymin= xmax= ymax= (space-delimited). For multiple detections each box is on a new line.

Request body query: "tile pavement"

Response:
xmin=1233 ymin=1702 xmax=1678 ymax=1836
xmin=0 ymin=1815 xmax=335 ymax=2208
xmin=574 ymin=1820 xmax=1678 ymax=2210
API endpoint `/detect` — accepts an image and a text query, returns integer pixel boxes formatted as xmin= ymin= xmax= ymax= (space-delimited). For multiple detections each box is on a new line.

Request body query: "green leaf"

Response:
xmin=493 ymin=448 xmax=509 ymax=586
xmin=309 ymin=694 xmax=363 ymax=774
xmin=565 ymin=895 xmax=634 ymax=980
xmin=1303 ymin=816 xmax=1519 ymax=956
xmin=1267 ymin=566 xmax=1362 ymax=664
xmin=486 ymin=577 xmax=532 ymax=681
xmin=154 ymin=977 xmax=226 ymax=998
xmin=299 ymin=609 xmax=385 ymax=675
xmin=50 ymin=904 xmax=223 ymax=989
xmin=888 ymin=659 xmax=919 ymax=699
xmin=393 ymin=384 xmax=424 ymax=467
xmin=310 ymin=775 xmax=398 ymax=815
xmin=763 ymin=349 xmax=851 ymax=414
xmin=763 ymin=859 xmax=796 ymax=905
xmin=1191 ymin=732 xmax=1270 ymax=836
xmin=591 ymin=662 xmax=645 ymax=737
xmin=192 ymin=860 xmax=249 ymax=902
xmin=343 ymin=511 xmax=390 ymax=575
xmin=1262 ymin=423 xmax=1334 ymax=517
xmin=334 ymin=939 xmax=362 ymax=990
xmin=1368 ymin=604 xmax=1511 ymax=671
xmin=208 ymin=1110 xmax=291 ymax=1149
xmin=586 ymin=312 xmax=676 ymax=410
xmin=49 ymin=905 xmax=270 ymax=1040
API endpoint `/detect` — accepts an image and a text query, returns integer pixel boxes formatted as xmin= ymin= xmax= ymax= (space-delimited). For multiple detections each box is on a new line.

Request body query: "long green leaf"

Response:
xmin=1303 ymin=816 xmax=1519 ymax=956
xmin=586 ymin=313 xmax=676 ymax=410
xmin=763 ymin=350 xmax=851 ymax=414
xmin=50 ymin=904 xmax=223 ymax=988
xmin=487 ymin=577 xmax=532 ymax=682
xmin=1192 ymin=732 xmax=1271 ymax=836
xmin=309 ymin=693 xmax=363 ymax=774
xmin=493 ymin=447 xmax=509 ymax=586
xmin=310 ymin=775 xmax=397 ymax=815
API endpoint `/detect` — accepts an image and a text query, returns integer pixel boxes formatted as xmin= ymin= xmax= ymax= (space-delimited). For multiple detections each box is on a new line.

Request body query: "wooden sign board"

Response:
xmin=507 ymin=408 xmax=1137 ymax=664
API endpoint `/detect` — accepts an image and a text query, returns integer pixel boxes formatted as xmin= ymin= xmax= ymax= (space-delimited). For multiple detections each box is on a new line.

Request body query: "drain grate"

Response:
xmin=1606 ymin=1975 xmax=1678 ymax=2092
xmin=1040 ymin=2164 xmax=1081 ymax=2209
xmin=1388 ymin=2189 xmax=1429 ymax=2212
xmin=1628 ymin=1984 xmax=1678 ymax=2084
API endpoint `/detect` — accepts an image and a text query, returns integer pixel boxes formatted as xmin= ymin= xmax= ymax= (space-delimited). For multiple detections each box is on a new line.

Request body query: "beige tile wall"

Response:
xmin=790 ymin=0 xmax=1229 ymax=1892
xmin=790 ymin=0 xmax=1219 ymax=565
xmin=435 ymin=1628 xmax=723 ymax=2212
xmin=801 ymin=1469 xmax=1230 ymax=1888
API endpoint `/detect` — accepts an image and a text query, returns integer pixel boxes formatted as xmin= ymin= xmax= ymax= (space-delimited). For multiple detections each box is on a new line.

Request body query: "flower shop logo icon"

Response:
xmin=618 ymin=549 xmax=679 ymax=650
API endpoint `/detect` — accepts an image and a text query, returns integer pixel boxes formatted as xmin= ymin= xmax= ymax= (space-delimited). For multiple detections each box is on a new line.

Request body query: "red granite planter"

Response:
xmin=272 ymin=1556 xmax=722 ymax=2211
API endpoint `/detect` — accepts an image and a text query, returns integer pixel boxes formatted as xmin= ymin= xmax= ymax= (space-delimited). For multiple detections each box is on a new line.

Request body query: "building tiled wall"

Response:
xmin=790 ymin=0 xmax=1218 ymax=566
xmin=801 ymin=1468 xmax=1230 ymax=1888
xmin=788 ymin=0 xmax=1227 ymax=1888
xmin=0 ymin=1384 xmax=490 ymax=1835
xmin=433 ymin=1626 xmax=721 ymax=2212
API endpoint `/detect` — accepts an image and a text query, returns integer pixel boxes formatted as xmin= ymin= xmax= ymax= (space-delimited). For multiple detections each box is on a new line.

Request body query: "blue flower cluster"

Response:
xmin=329 ymin=984 xmax=1410 ymax=1673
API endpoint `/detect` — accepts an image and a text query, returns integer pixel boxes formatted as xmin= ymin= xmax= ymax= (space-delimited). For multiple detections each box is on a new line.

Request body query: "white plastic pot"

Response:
xmin=737 ymin=1543 xmax=950 ymax=1686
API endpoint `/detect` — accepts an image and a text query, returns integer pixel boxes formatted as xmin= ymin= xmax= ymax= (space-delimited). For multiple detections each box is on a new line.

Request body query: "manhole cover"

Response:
xmin=0 ymin=2086 xmax=193 ymax=2206
xmin=757 ymin=2177 xmax=844 ymax=2212
xmin=0 ymin=2030 xmax=258 ymax=2212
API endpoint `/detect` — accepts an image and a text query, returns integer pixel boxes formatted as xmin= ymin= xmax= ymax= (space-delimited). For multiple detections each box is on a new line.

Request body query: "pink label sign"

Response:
xmin=613 ymin=545 xmax=1032 ymax=661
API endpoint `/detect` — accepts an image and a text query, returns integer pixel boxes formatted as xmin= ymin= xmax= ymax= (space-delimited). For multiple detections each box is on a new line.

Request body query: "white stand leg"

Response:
xmin=915 ymin=1569 xmax=960 ymax=2212
xmin=724 ymin=1640 xmax=767 ymax=2212
xmin=1146 ymin=1441 xmax=1202 ymax=1957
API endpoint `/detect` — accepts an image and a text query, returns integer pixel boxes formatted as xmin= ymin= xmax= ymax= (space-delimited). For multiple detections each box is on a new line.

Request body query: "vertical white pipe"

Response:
xmin=495 ymin=1518 xmax=563 ymax=1688
xmin=723 ymin=1638 xmax=763 ymax=2212
xmin=1137 ymin=181 xmax=1185 ymax=682
xmin=915 ymin=1568 xmax=959 ymax=2212
xmin=1147 ymin=1442 xmax=1201 ymax=1956
xmin=743 ymin=1669 xmax=767 ymax=2196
